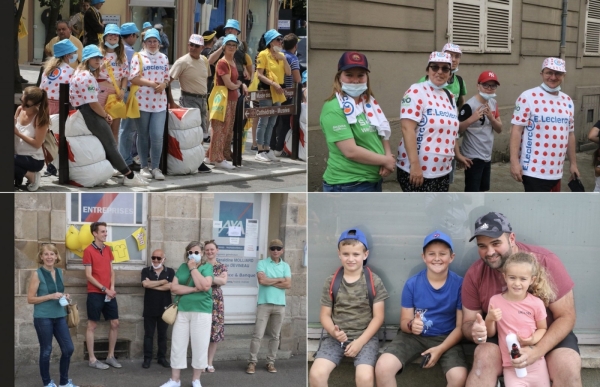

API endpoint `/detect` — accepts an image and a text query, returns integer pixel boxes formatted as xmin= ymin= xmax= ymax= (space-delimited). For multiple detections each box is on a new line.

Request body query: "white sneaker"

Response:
xmin=140 ymin=167 xmax=153 ymax=179
xmin=159 ymin=379 xmax=181 ymax=387
xmin=255 ymin=152 xmax=271 ymax=162
xmin=192 ymin=380 xmax=202 ymax=387
xmin=273 ymin=150 xmax=283 ymax=157
xmin=112 ymin=169 xmax=123 ymax=177
xmin=26 ymin=171 xmax=42 ymax=191
xmin=214 ymin=160 xmax=235 ymax=170
xmin=152 ymin=168 xmax=165 ymax=180
xmin=204 ymin=157 xmax=214 ymax=165
xmin=265 ymin=150 xmax=280 ymax=162
xmin=123 ymin=173 xmax=149 ymax=186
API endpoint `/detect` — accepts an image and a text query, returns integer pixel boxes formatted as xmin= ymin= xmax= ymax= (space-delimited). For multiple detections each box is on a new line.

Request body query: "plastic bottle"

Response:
xmin=505 ymin=333 xmax=527 ymax=377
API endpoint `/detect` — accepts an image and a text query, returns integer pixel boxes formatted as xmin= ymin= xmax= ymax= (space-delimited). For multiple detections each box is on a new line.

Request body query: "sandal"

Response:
xmin=206 ymin=365 xmax=215 ymax=373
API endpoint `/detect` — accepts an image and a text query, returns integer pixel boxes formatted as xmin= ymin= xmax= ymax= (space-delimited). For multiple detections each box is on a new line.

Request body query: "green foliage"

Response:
xmin=38 ymin=0 xmax=65 ymax=8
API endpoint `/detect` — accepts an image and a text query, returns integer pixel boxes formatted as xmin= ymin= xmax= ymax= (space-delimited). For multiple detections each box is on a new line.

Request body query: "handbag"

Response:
xmin=161 ymin=275 xmax=195 ymax=325
xmin=66 ymin=302 xmax=80 ymax=328
xmin=208 ymin=59 xmax=231 ymax=122
xmin=104 ymin=61 xmax=127 ymax=119
xmin=125 ymin=53 xmax=144 ymax=119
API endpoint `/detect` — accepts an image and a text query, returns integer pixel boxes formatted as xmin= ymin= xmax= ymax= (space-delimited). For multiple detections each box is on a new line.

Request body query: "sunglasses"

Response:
xmin=151 ymin=256 xmax=163 ymax=261
xmin=270 ymin=246 xmax=283 ymax=251
xmin=542 ymin=71 xmax=564 ymax=77
xmin=480 ymin=83 xmax=498 ymax=90
xmin=189 ymin=43 xmax=202 ymax=48
xmin=429 ymin=65 xmax=452 ymax=74
xmin=188 ymin=250 xmax=202 ymax=255
xmin=21 ymin=99 xmax=36 ymax=108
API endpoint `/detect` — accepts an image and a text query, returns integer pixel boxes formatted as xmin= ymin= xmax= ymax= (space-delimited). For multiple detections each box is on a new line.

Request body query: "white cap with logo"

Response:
xmin=428 ymin=51 xmax=452 ymax=64
xmin=442 ymin=42 xmax=462 ymax=54
xmin=542 ymin=57 xmax=566 ymax=73
xmin=189 ymin=34 xmax=204 ymax=46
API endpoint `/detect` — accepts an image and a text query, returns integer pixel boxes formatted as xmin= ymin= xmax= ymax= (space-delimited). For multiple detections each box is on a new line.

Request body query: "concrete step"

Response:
xmin=224 ymin=324 xmax=257 ymax=336
xmin=218 ymin=334 xmax=273 ymax=351
xmin=214 ymin=348 xmax=292 ymax=362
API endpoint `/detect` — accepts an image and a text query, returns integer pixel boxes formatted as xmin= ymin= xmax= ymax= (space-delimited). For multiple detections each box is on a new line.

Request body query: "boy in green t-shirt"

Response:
xmin=309 ymin=228 xmax=389 ymax=387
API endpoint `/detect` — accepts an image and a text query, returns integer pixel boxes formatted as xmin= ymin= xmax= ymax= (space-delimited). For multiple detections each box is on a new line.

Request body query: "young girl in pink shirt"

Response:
xmin=485 ymin=252 xmax=556 ymax=387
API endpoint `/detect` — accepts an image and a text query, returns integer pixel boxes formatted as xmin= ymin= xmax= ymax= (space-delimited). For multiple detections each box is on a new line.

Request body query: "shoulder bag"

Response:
xmin=66 ymin=301 xmax=80 ymax=328
xmin=208 ymin=59 xmax=231 ymax=122
xmin=104 ymin=61 xmax=127 ymax=119
xmin=125 ymin=53 xmax=143 ymax=118
xmin=162 ymin=274 xmax=195 ymax=325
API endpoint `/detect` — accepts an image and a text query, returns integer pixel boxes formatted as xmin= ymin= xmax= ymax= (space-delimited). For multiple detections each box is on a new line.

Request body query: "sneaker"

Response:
xmin=123 ymin=173 xmax=150 ymax=186
xmin=44 ymin=163 xmax=58 ymax=177
xmin=198 ymin=163 xmax=212 ymax=173
xmin=105 ymin=356 xmax=122 ymax=368
xmin=88 ymin=359 xmax=109 ymax=370
xmin=159 ymin=379 xmax=181 ymax=387
xmin=204 ymin=136 xmax=211 ymax=143
xmin=266 ymin=363 xmax=277 ymax=373
xmin=26 ymin=171 xmax=42 ymax=191
xmin=112 ymin=169 xmax=123 ymax=177
xmin=140 ymin=167 xmax=153 ymax=179
xmin=255 ymin=152 xmax=271 ymax=162
xmin=192 ymin=379 xmax=202 ymax=387
xmin=273 ymin=150 xmax=283 ymax=157
xmin=214 ymin=160 xmax=235 ymax=170
xmin=128 ymin=163 xmax=141 ymax=172
xmin=59 ymin=379 xmax=79 ymax=387
xmin=152 ymin=168 xmax=165 ymax=180
xmin=246 ymin=363 xmax=256 ymax=374
xmin=44 ymin=381 xmax=57 ymax=387
xmin=142 ymin=358 xmax=151 ymax=368
xmin=133 ymin=155 xmax=141 ymax=164
xmin=250 ymin=145 xmax=258 ymax=151
xmin=204 ymin=157 xmax=214 ymax=165
xmin=265 ymin=150 xmax=280 ymax=162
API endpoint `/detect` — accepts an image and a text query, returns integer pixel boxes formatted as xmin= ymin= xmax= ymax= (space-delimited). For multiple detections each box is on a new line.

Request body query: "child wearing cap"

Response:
xmin=455 ymin=71 xmax=503 ymax=192
xmin=375 ymin=231 xmax=467 ymax=387
xmin=41 ymin=40 xmax=78 ymax=114
xmin=309 ymin=228 xmax=389 ymax=387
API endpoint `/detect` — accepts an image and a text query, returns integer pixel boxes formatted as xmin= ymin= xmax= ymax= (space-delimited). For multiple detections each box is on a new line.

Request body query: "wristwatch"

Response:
xmin=101 ymin=286 xmax=106 ymax=292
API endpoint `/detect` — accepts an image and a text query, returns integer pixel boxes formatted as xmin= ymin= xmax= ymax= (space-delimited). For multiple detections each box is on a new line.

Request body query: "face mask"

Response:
xmin=479 ymin=92 xmax=496 ymax=101
xmin=189 ymin=253 xmax=201 ymax=263
xmin=452 ymin=67 xmax=459 ymax=73
xmin=540 ymin=83 xmax=561 ymax=93
xmin=88 ymin=65 xmax=97 ymax=72
xmin=152 ymin=263 xmax=162 ymax=270
xmin=105 ymin=42 xmax=119 ymax=49
xmin=341 ymin=82 xmax=368 ymax=97
xmin=146 ymin=48 xmax=159 ymax=54
xmin=68 ymin=54 xmax=78 ymax=64
xmin=427 ymin=80 xmax=448 ymax=90
xmin=273 ymin=46 xmax=282 ymax=53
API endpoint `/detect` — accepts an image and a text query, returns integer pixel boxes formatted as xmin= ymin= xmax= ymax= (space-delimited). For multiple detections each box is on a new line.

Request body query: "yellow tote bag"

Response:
xmin=104 ymin=61 xmax=127 ymax=119
xmin=125 ymin=53 xmax=143 ymax=119
xmin=208 ymin=59 xmax=231 ymax=122
xmin=18 ymin=17 xmax=28 ymax=39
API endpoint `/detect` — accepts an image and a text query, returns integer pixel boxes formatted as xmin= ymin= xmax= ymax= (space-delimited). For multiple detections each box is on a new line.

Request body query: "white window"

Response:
xmin=585 ymin=0 xmax=600 ymax=55
xmin=66 ymin=193 xmax=148 ymax=269
xmin=449 ymin=0 xmax=512 ymax=53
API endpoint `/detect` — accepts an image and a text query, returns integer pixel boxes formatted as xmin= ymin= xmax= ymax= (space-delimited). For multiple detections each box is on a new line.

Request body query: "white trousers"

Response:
xmin=169 ymin=311 xmax=211 ymax=370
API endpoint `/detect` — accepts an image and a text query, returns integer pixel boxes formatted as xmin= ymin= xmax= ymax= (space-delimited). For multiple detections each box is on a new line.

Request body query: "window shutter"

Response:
xmin=449 ymin=0 xmax=483 ymax=52
xmin=585 ymin=0 xmax=600 ymax=55
xmin=485 ymin=0 xmax=511 ymax=52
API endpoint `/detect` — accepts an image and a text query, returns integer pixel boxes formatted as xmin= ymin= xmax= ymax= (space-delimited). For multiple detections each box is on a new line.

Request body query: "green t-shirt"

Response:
xmin=257 ymin=257 xmax=291 ymax=306
xmin=418 ymin=73 xmax=467 ymax=106
xmin=320 ymin=98 xmax=385 ymax=185
xmin=175 ymin=262 xmax=214 ymax=313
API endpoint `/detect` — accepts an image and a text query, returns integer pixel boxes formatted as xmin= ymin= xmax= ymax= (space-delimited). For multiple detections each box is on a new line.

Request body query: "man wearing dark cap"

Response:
xmin=461 ymin=212 xmax=581 ymax=387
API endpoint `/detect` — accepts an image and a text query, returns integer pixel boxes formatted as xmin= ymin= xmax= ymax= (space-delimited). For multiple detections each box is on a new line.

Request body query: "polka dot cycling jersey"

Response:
xmin=98 ymin=52 xmax=129 ymax=82
xmin=129 ymin=50 xmax=170 ymax=113
xmin=69 ymin=69 xmax=99 ymax=107
xmin=397 ymin=82 xmax=459 ymax=179
xmin=511 ymin=86 xmax=574 ymax=180
xmin=41 ymin=63 xmax=74 ymax=101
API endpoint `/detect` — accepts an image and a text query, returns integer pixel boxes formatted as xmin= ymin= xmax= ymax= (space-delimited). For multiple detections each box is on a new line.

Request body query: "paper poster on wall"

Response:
xmin=103 ymin=14 xmax=121 ymax=26
xmin=105 ymin=239 xmax=129 ymax=263
xmin=244 ymin=219 xmax=258 ymax=257
xmin=230 ymin=237 xmax=240 ymax=245
xmin=79 ymin=193 xmax=135 ymax=224
xmin=228 ymin=226 xmax=242 ymax=236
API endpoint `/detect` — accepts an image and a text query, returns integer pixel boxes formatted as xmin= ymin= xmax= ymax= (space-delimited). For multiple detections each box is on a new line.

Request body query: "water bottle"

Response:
xmin=505 ymin=333 xmax=527 ymax=377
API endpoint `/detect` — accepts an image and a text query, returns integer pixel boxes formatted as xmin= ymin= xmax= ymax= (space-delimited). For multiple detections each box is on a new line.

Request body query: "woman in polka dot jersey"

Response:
xmin=396 ymin=52 xmax=459 ymax=192
xmin=129 ymin=28 xmax=170 ymax=181
xmin=98 ymin=23 xmax=129 ymax=143
xmin=40 ymin=39 xmax=78 ymax=115
xmin=69 ymin=45 xmax=148 ymax=187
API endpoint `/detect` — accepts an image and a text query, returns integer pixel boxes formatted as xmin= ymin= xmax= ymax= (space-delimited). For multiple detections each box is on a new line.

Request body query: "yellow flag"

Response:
xmin=105 ymin=239 xmax=130 ymax=263
xmin=131 ymin=227 xmax=147 ymax=251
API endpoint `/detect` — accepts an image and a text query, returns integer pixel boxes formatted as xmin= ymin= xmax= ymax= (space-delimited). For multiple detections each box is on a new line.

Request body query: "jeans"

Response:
xmin=136 ymin=110 xmax=167 ymax=170
xmin=270 ymin=98 xmax=292 ymax=151
xmin=249 ymin=304 xmax=286 ymax=364
xmin=464 ymin=158 xmax=491 ymax=192
xmin=34 ymin=317 xmax=74 ymax=386
xmin=180 ymin=94 xmax=209 ymax=137
xmin=143 ymin=316 xmax=169 ymax=360
xmin=322 ymin=179 xmax=383 ymax=192
xmin=118 ymin=90 xmax=137 ymax=166
xmin=255 ymin=99 xmax=281 ymax=147
xmin=14 ymin=155 xmax=44 ymax=186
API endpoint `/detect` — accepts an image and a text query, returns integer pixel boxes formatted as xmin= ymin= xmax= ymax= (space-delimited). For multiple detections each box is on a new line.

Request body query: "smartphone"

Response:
xmin=420 ymin=353 xmax=431 ymax=368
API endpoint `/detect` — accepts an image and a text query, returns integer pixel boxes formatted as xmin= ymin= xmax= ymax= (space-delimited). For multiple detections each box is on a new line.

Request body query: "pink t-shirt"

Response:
xmin=98 ymin=52 xmax=129 ymax=83
xmin=397 ymin=82 xmax=459 ymax=178
xmin=511 ymin=86 xmax=574 ymax=180
xmin=462 ymin=241 xmax=574 ymax=325
xmin=69 ymin=69 xmax=99 ymax=107
xmin=129 ymin=50 xmax=169 ymax=112
xmin=490 ymin=293 xmax=547 ymax=367
xmin=41 ymin=63 xmax=74 ymax=101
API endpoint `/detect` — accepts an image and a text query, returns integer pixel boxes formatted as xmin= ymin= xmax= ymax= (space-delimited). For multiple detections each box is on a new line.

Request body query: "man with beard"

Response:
xmin=461 ymin=212 xmax=581 ymax=387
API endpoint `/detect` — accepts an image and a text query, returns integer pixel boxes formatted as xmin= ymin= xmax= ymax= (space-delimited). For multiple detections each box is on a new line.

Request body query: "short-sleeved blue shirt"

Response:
xmin=257 ymin=257 xmax=291 ymax=306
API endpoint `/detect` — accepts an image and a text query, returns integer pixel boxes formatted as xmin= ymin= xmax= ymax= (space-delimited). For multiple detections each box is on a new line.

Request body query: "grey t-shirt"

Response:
xmin=458 ymin=95 xmax=499 ymax=162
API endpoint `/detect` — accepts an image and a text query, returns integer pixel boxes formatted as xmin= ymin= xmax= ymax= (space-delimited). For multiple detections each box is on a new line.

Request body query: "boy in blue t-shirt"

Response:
xmin=375 ymin=231 xmax=467 ymax=387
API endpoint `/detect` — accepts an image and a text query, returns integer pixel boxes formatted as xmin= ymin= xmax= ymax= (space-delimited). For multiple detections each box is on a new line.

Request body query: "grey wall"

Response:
xmin=307 ymin=193 xmax=600 ymax=343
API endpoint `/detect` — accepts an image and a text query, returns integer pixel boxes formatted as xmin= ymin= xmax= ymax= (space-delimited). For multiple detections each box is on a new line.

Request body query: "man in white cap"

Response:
xmin=155 ymin=23 xmax=169 ymax=58
xmin=166 ymin=34 xmax=212 ymax=173
xmin=509 ymin=57 xmax=579 ymax=192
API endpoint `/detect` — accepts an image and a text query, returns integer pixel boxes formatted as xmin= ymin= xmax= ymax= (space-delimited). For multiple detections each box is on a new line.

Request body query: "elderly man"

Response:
xmin=155 ymin=23 xmax=170 ymax=58
xmin=167 ymin=34 xmax=212 ymax=173
xmin=141 ymin=249 xmax=175 ymax=369
xmin=461 ymin=212 xmax=581 ymax=387
xmin=83 ymin=0 xmax=105 ymax=46
xmin=510 ymin=57 xmax=580 ymax=192
xmin=44 ymin=20 xmax=83 ymax=70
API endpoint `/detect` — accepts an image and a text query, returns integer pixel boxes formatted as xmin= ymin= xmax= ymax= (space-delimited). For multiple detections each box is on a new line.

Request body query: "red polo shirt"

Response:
xmin=83 ymin=242 xmax=114 ymax=294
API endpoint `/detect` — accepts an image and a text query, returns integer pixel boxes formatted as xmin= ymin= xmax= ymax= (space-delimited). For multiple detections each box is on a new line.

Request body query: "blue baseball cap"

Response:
xmin=103 ymin=23 xmax=120 ymax=37
xmin=338 ymin=228 xmax=369 ymax=250
xmin=53 ymin=40 xmax=78 ymax=58
xmin=224 ymin=19 xmax=241 ymax=33
xmin=222 ymin=34 xmax=239 ymax=45
xmin=301 ymin=70 xmax=307 ymax=85
xmin=120 ymin=22 xmax=139 ymax=36
xmin=142 ymin=22 xmax=152 ymax=29
xmin=144 ymin=28 xmax=160 ymax=42
xmin=81 ymin=45 xmax=103 ymax=62
xmin=90 ymin=0 xmax=104 ymax=5
xmin=423 ymin=230 xmax=454 ymax=251
xmin=264 ymin=29 xmax=283 ymax=46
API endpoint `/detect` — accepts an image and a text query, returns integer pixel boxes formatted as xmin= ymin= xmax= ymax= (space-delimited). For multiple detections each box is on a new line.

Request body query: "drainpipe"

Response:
xmin=559 ymin=0 xmax=568 ymax=59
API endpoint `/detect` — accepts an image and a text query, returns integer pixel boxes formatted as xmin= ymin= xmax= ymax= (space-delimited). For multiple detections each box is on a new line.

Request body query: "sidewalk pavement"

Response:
xmin=15 ymin=356 xmax=307 ymax=387
xmin=17 ymin=65 xmax=306 ymax=192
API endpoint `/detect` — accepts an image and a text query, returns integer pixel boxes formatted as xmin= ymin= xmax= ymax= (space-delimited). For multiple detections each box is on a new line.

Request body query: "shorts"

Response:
xmin=314 ymin=335 xmax=380 ymax=367
xmin=486 ymin=330 xmax=579 ymax=355
xmin=382 ymin=330 xmax=467 ymax=374
xmin=503 ymin=356 xmax=550 ymax=387
xmin=86 ymin=292 xmax=119 ymax=321
xmin=522 ymin=175 xmax=561 ymax=192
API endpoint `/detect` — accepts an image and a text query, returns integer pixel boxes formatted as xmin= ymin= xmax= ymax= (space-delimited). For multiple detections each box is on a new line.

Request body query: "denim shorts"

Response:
xmin=322 ymin=179 xmax=383 ymax=192
xmin=86 ymin=292 xmax=119 ymax=321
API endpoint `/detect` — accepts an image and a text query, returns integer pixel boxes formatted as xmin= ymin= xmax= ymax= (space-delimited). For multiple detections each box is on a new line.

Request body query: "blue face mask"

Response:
xmin=68 ymin=54 xmax=78 ymax=64
xmin=105 ymin=42 xmax=119 ymax=49
xmin=427 ymin=80 xmax=448 ymax=90
xmin=540 ymin=83 xmax=561 ymax=93
xmin=189 ymin=253 xmax=201 ymax=263
xmin=88 ymin=65 xmax=97 ymax=72
xmin=479 ymin=92 xmax=496 ymax=101
xmin=341 ymin=82 xmax=368 ymax=98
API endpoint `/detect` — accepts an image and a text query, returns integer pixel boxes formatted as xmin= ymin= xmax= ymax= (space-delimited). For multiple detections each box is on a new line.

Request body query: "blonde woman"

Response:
xmin=41 ymin=39 xmax=78 ymax=114
xmin=204 ymin=240 xmax=228 ymax=372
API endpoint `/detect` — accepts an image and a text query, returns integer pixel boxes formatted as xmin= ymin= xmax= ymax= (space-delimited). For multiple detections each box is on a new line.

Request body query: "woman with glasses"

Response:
xmin=319 ymin=51 xmax=395 ymax=192
xmin=27 ymin=244 xmax=79 ymax=387
xmin=455 ymin=71 xmax=503 ymax=192
xmin=396 ymin=52 xmax=460 ymax=192
xmin=140 ymin=249 xmax=175 ymax=369
xmin=203 ymin=240 xmax=228 ymax=372
xmin=160 ymin=241 xmax=213 ymax=387
xmin=14 ymin=86 xmax=50 ymax=191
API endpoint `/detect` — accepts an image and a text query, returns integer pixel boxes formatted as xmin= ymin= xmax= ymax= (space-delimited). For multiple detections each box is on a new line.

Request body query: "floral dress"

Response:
xmin=210 ymin=261 xmax=227 ymax=342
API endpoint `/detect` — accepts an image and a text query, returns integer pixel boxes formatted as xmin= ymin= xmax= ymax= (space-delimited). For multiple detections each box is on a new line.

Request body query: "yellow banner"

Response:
xmin=132 ymin=227 xmax=147 ymax=251
xmin=105 ymin=239 xmax=130 ymax=263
